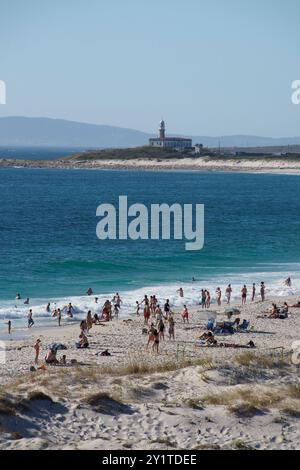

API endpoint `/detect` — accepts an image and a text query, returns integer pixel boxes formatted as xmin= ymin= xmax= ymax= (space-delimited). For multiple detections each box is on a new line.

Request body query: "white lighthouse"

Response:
xmin=149 ymin=120 xmax=192 ymax=150
xmin=159 ymin=119 xmax=165 ymax=140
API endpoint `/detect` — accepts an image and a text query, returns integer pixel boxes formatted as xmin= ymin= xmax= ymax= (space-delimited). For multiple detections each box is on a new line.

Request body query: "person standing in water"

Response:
xmin=7 ymin=320 xmax=11 ymax=335
xmin=46 ymin=303 xmax=51 ymax=313
xmin=177 ymin=287 xmax=184 ymax=298
xmin=285 ymin=277 xmax=292 ymax=287
xmin=57 ymin=308 xmax=61 ymax=327
xmin=225 ymin=285 xmax=232 ymax=304
xmin=216 ymin=287 xmax=222 ymax=306
xmin=67 ymin=303 xmax=74 ymax=318
xmin=28 ymin=309 xmax=34 ymax=328
xmin=201 ymin=289 xmax=206 ymax=308
xmin=252 ymin=283 xmax=256 ymax=302
xmin=205 ymin=290 xmax=211 ymax=308
xmin=260 ymin=282 xmax=265 ymax=302
xmin=241 ymin=285 xmax=247 ymax=305
xmin=164 ymin=299 xmax=171 ymax=317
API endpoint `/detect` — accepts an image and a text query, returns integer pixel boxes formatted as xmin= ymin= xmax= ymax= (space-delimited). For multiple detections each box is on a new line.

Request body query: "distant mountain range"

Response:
xmin=0 ymin=116 xmax=300 ymax=149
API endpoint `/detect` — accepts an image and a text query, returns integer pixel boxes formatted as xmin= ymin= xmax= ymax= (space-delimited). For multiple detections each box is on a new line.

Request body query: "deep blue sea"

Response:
xmin=1 ymin=164 xmax=300 ymax=329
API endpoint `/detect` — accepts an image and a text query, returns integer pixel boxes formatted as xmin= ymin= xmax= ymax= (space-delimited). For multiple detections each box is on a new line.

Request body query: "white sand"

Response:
xmin=2 ymin=156 xmax=300 ymax=174
xmin=0 ymin=295 xmax=299 ymax=450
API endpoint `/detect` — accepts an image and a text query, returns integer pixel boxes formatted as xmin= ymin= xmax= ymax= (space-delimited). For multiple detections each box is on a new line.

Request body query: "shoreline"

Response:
xmin=0 ymin=294 xmax=299 ymax=450
xmin=2 ymin=157 xmax=300 ymax=174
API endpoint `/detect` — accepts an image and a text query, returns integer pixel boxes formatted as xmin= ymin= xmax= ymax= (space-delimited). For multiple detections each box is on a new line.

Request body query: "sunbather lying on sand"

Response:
xmin=197 ymin=332 xmax=255 ymax=348
xmin=288 ymin=301 xmax=300 ymax=308
xmin=257 ymin=302 xmax=289 ymax=319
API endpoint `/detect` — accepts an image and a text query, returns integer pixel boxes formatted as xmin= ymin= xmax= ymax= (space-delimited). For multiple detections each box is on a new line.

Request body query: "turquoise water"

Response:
xmin=1 ymin=167 xmax=300 ymax=325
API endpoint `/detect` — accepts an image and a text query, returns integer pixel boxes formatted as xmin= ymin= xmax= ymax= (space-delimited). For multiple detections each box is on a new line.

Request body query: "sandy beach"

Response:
xmin=2 ymin=156 xmax=300 ymax=174
xmin=0 ymin=294 xmax=299 ymax=450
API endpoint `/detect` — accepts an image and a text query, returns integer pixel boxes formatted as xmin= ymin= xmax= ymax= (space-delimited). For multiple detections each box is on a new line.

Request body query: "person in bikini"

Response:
xmin=216 ymin=287 xmax=222 ymax=306
xmin=144 ymin=302 xmax=150 ymax=325
xmin=225 ymin=285 xmax=232 ymax=304
xmin=241 ymin=285 xmax=247 ymax=305
xmin=252 ymin=283 xmax=256 ymax=302
xmin=181 ymin=305 xmax=189 ymax=323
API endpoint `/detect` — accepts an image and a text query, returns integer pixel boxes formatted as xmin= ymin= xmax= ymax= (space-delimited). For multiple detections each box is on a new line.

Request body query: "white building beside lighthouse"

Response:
xmin=149 ymin=120 xmax=192 ymax=150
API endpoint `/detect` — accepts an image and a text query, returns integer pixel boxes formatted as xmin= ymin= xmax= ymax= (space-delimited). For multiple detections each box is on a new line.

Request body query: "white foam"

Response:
xmin=0 ymin=270 xmax=299 ymax=330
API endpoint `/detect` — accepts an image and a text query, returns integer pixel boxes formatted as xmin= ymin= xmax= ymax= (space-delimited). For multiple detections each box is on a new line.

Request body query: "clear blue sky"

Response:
xmin=1 ymin=0 xmax=300 ymax=136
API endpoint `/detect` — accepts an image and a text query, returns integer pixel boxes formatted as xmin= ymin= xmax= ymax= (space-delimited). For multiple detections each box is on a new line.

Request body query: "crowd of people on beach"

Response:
xmin=5 ymin=276 xmax=296 ymax=366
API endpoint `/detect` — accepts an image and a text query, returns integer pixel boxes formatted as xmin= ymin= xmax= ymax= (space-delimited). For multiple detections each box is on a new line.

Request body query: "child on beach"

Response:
xmin=135 ymin=301 xmax=140 ymax=316
xmin=33 ymin=339 xmax=41 ymax=364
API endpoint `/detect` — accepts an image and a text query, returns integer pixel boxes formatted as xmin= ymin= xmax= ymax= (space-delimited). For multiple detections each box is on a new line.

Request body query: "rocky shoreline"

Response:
xmin=2 ymin=156 xmax=300 ymax=173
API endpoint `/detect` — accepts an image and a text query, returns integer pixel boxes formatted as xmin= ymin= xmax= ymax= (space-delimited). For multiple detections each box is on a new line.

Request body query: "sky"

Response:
xmin=0 ymin=0 xmax=300 ymax=137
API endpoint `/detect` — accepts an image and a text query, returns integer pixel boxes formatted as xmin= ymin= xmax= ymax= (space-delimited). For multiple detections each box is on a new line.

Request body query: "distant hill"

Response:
xmin=1 ymin=116 xmax=300 ymax=148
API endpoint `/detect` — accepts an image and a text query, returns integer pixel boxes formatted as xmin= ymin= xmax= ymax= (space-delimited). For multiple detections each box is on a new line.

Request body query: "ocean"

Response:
xmin=0 ymin=146 xmax=88 ymax=160
xmin=1 ymin=164 xmax=300 ymax=330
